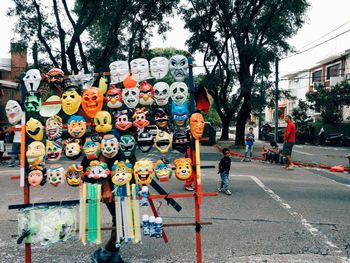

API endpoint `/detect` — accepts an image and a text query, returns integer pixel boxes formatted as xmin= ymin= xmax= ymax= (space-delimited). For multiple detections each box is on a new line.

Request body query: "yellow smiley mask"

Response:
xmin=94 ymin=111 xmax=112 ymax=133
xmin=26 ymin=118 xmax=44 ymax=141
xmin=61 ymin=88 xmax=81 ymax=115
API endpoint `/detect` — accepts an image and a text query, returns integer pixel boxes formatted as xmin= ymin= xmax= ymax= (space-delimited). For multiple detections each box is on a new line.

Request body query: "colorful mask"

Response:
xmin=133 ymin=107 xmax=149 ymax=129
xmin=122 ymin=86 xmax=139 ymax=108
xmin=150 ymin=57 xmax=169 ymax=79
xmin=170 ymin=82 xmax=188 ymax=105
xmin=82 ymin=87 xmax=104 ymax=118
xmin=109 ymin=60 xmax=129 ymax=84
xmin=45 ymin=115 xmax=62 ymax=140
xmin=26 ymin=141 xmax=45 ymax=166
xmin=154 ymin=82 xmax=170 ymax=106
xmin=65 ymin=164 xmax=84 ymax=187
xmin=27 ymin=169 xmax=45 ymax=187
xmin=101 ymin=134 xmax=119 ymax=158
xmin=85 ymin=160 xmax=110 ymax=180
xmin=25 ymin=94 xmax=41 ymax=112
xmin=67 ymin=115 xmax=86 ymax=138
xmin=114 ymin=109 xmax=133 ymax=131
xmin=134 ymin=160 xmax=154 ymax=185
xmin=155 ymin=158 xmax=172 ymax=182
xmin=71 ymin=73 xmax=94 ymax=90
xmin=119 ymin=135 xmax=137 ymax=159
xmin=26 ymin=118 xmax=44 ymax=141
xmin=172 ymin=101 xmax=189 ymax=127
xmin=130 ymin=58 xmax=150 ymax=82
xmin=24 ymin=69 xmax=41 ymax=93
xmin=190 ymin=113 xmax=205 ymax=140
xmin=105 ymin=84 xmax=123 ymax=109
xmin=172 ymin=128 xmax=191 ymax=153
xmin=47 ymin=165 xmax=65 ymax=187
xmin=154 ymin=107 xmax=169 ymax=129
xmin=154 ymin=130 xmax=172 ymax=154
xmin=94 ymin=111 xmax=112 ymax=133
xmin=139 ymin=81 xmax=154 ymax=105
xmin=137 ymin=130 xmax=154 ymax=153
xmin=83 ymin=138 xmax=101 ymax=160
xmin=64 ymin=139 xmax=81 ymax=160
xmin=61 ymin=87 xmax=81 ymax=115
xmin=169 ymin=55 xmax=188 ymax=81
xmin=40 ymin=95 xmax=62 ymax=117
xmin=47 ymin=68 xmax=64 ymax=88
xmin=5 ymin=100 xmax=23 ymax=125
xmin=174 ymin=158 xmax=192 ymax=180
xmin=46 ymin=139 xmax=63 ymax=161
xmin=111 ymin=160 xmax=133 ymax=186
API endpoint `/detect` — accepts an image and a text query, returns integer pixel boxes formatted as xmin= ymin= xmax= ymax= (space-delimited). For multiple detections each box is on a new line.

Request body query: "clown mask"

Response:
xmin=172 ymin=101 xmax=189 ymax=127
xmin=47 ymin=165 xmax=65 ymax=187
xmin=5 ymin=100 xmax=23 ymax=125
xmin=46 ymin=139 xmax=63 ymax=161
xmin=67 ymin=115 xmax=86 ymax=138
xmin=109 ymin=60 xmax=129 ymax=84
xmin=26 ymin=141 xmax=45 ymax=166
xmin=101 ymin=134 xmax=119 ymax=158
xmin=64 ymin=139 xmax=81 ymax=160
xmin=190 ymin=113 xmax=205 ymax=140
xmin=25 ymin=94 xmax=41 ymax=112
xmin=154 ymin=107 xmax=169 ymax=129
xmin=111 ymin=160 xmax=133 ymax=186
xmin=83 ymin=138 xmax=101 ymax=160
xmin=155 ymin=130 xmax=172 ymax=154
xmin=94 ymin=111 xmax=112 ymax=133
xmin=154 ymin=82 xmax=170 ymax=106
xmin=155 ymin=158 xmax=172 ymax=182
xmin=122 ymin=87 xmax=139 ymax=108
xmin=174 ymin=158 xmax=192 ymax=180
xmin=172 ymin=128 xmax=191 ymax=153
xmin=105 ymin=85 xmax=123 ymax=109
xmin=114 ymin=109 xmax=133 ymax=131
xmin=137 ymin=130 xmax=154 ymax=153
xmin=47 ymin=68 xmax=64 ymax=88
xmin=24 ymin=69 xmax=41 ymax=93
xmin=150 ymin=57 xmax=169 ymax=79
xmin=27 ymin=169 xmax=45 ymax=187
xmin=45 ymin=115 xmax=62 ymax=140
xmin=170 ymin=82 xmax=188 ymax=105
xmin=134 ymin=160 xmax=154 ymax=185
xmin=26 ymin=118 xmax=44 ymax=141
xmin=169 ymin=55 xmax=188 ymax=81
xmin=85 ymin=160 xmax=110 ymax=180
xmin=139 ymin=81 xmax=154 ymax=105
xmin=133 ymin=107 xmax=149 ymax=129
xmin=82 ymin=87 xmax=104 ymax=118
xmin=61 ymin=87 xmax=81 ymax=115
xmin=65 ymin=164 xmax=84 ymax=187
xmin=130 ymin=58 xmax=150 ymax=82
xmin=119 ymin=135 xmax=137 ymax=159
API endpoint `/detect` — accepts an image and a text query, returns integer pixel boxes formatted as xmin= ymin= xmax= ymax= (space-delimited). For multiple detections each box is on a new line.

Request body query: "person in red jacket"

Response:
xmin=283 ymin=115 xmax=297 ymax=170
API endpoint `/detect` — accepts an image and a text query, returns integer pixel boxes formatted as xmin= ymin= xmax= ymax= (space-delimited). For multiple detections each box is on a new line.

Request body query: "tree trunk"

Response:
xmin=235 ymin=95 xmax=252 ymax=145
xmin=258 ymin=109 xmax=262 ymax=140
xmin=220 ymin=117 xmax=230 ymax=140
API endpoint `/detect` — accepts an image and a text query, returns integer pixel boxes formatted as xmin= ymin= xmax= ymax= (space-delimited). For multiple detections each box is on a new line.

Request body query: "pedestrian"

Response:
xmin=242 ymin=127 xmax=255 ymax=162
xmin=0 ymin=126 xmax=6 ymax=164
xmin=8 ymin=124 xmax=21 ymax=167
xmin=283 ymin=115 xmax=297 ymax=170
xmin=218 ymin=148 xmax=232 ymax=195
xmin=261 ymin=145 xmax=270 ymax=162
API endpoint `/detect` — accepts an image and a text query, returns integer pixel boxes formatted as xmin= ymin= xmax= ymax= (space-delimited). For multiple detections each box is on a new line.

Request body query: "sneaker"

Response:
xmin=217 ymin=187 xmax=224 ymax=193
xmin=225 ymin=189 xmax=232 ymax=195
xmin=184 ymin=186 xmax=194 ymax=191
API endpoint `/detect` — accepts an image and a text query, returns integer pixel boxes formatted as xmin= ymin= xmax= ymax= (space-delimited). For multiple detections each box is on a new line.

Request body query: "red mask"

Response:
xmin=132 ymin=107 xmax=149 ymax=129
xmin=114 ymin=109 xmax=133 ymax=131
xmin=82 ymin=87 xmax=104 ymax=118
xmin=139 ymin=81 xmax=154 ymax=106
xmin=105 ymin=84 xmax=123 ymax=109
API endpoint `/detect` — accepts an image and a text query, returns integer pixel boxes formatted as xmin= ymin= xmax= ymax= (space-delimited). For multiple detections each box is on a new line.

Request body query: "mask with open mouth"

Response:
xmin=153 ymin=107 xmax=169 ymax=129
xmin=169 ymin=55 xmax=188 ymax=81
xmin=45 ymin=115 xmax=62 ymax=140
xmin=174 ymin=157 xmax=193 ymax=181
xmin=67 ymin=115 xmax=86 ymax=138
xmin=172 ymin=101 xmax=189 ymax=127
xmin=132 ymin=107 xmax=149 ymax=129
xmin=46 ymin=139 xmax=63 ymax=161
xmin=155 ymin=158 xmax=172 ymax=182
xmin=153 ymin=82 xmax=170 ymax=106
xmin=122 ymin=86 xmax=140 ymax=108
xmin=65 ymin=164 xmax=84 ymax=187
xmin=82 ymin=87 xmax=103 ymax=118
xmin=172 ymin=128 xmax=191 ymax=153
xmin=170 ymin=82 xmax=188 ymax=105
xmin=5 ymin=100 xmax=23 ymax=125
xmin=119 ymin=135 xmax=137 ymax=159
xmin=26 ymin=118 xmax=44 ymax=141
xmin=111 ymin=160 xmax=133 ymax=186
xmin=134 ymin=160 xmax=154 ymax=185
xmin=154 ymin=130 xmax=172 ymax=154
xmin=101 ymin=134 xmax=119 ymax=158
xmin=25 ymin=94 xmax=41 ymax=112
xmin=23 ymin=69 xmax=41 ymax=93
xmin=114 ymin=108 xmax=133 ymax=131
xmin=47 ymin=165 xmax=65 ymax=187
xmin=83 ymin=137 xmax=101 ymax=160
xmin=137 ymin=130 xmax=154 ymax=153
xmin=85 ymin=160 xmax=110 ymax=180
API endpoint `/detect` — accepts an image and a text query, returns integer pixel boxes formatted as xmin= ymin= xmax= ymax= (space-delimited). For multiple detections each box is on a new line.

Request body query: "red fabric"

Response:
xmin=330 ymin=165 xmax=344 ymax=172
xmin=284 ymin=121 xmax=296 ymax=142
xmin=194 ymin=86 xmax=210 ymax=113
xmin=184 ymin=147 xmax=194 ymax=187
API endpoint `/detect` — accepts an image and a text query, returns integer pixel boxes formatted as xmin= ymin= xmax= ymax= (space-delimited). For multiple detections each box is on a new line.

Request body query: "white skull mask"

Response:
xmin=169 ymin=55 xmax=188 ymax=81
xmin=5 ymin=100 xmax=23 ymax=125
xmin=23 ymin=69 xmax=41 ymax=93
xmin=170 ymin=82 xmax=188 ymax=105
xmin=122 ymin=87 xmax=140 ymax=108
xmin=154 ymin=82 xmax=170 ymax=106
xmin=109 ymin=61 xmax=129 ymax=84
xmin=150 ymin=57 xmax=169 ymax=79
xmin=130 ymin=58 xmax=150 ymax=82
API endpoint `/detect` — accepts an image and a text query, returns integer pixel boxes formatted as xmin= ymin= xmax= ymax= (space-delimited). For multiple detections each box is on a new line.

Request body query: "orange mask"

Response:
xmin=82 ymin=87 xmax=103 ymax=118
xmin=190 ymin=113 xmax=205 ymax=140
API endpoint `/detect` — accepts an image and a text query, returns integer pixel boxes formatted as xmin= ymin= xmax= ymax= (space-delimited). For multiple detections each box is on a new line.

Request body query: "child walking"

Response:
xmin=218 ymin=148 xmax=232 ymax=195
xmin=242 ymin=127 xmax=255 ymax=162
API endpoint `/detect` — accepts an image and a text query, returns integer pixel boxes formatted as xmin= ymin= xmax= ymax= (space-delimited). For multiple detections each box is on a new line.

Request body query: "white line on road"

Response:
xmin=292 ymin=149 xmax=313 ymax=156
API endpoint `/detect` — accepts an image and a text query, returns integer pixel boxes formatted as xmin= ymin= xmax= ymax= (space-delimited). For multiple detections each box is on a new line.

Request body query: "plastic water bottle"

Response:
xmin=149 ymin=216 xmax=156 ymax=237
xmin=155 ymin=217 xmax=163 ymax=238
xmin=142 ymin=215 xmax=150 ymax=236
xmin=141 ymin=186 xmax=149 ymax=207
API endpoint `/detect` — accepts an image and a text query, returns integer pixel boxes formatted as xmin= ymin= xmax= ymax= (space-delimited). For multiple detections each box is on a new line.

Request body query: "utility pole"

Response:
xmin=274 ymin=58 xmax=279 ymax=141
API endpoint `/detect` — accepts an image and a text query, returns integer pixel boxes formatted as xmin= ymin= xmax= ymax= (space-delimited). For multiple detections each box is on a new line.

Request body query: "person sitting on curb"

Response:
xmin=261 ymin=145 xmax=270 ymax=162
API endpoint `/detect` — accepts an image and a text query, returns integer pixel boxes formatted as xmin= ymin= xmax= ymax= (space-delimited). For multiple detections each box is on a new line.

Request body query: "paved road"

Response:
xmin=1 ymin=145 xmax=350 ymax=262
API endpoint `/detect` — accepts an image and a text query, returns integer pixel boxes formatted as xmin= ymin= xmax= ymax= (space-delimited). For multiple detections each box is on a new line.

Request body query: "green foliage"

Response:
xmin=291 ymin=99 xmax=309 ymax=122
xmin=10 ymin=41 xmax=27 ymax=53
xmin=202 ymin=100 xmax=221 ymax=127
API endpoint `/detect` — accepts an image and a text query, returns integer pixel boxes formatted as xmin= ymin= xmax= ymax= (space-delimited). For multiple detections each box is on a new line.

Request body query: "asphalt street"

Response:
xmin=1 ymin=144 xmax=350 ymax=263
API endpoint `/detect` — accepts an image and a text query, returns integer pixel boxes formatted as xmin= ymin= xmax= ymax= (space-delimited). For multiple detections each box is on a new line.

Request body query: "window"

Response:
xmin=312 ymin=70 xmax=322 ymax=84
xmin=326 ymin=63 xmax=341 ymax=80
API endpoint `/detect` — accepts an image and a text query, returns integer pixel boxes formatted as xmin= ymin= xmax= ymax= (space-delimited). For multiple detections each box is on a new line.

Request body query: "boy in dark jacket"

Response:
xmin=218 ymin=148 xmax=232 ymax=195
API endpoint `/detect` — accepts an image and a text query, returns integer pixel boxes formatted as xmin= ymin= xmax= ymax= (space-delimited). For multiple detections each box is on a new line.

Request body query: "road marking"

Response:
xmin=292 ymin=149 xmax=313 ymax=156
xmin=305 ymin=167 xmax=350 ymax=188
xmin=231 ymin=174 xmax=342 ymax=254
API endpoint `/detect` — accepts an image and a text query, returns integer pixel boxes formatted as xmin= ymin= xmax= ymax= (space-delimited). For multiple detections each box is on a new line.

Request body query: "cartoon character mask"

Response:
xmin=85 ymin=160 xmax=110 ymax=180
xmin=83 ymin=138 xmax=101 ymax=160
xmin=155 ymin=158 xmax=172 ymax=182
xmin=109 ymin=60 xmax=129 ymax=84
xmin=139 ymin=81 xmax=154 ymax=105
xmin=67 ymin=115 xmax=86 ymax=138
xmin=61 ymin=87 xmax=81 ymax=115
xmin=5 ymin=100 xmax=23 ymax=125
xmin=172 ymin=101 xmax=189 ymax=127
xmin=25 ymin=94 xmax=41 ymax=112
xmin=154 ymin=82 xmax=170 ymax=106
xmin=47 ymin=165 xmax=65 ymax=187
xmin=111 ymin=160 xmax=133 ymax=186
xmin=71 ymin=73 xmax=94 ymax=90
xmin=26 ymin=118 xmax=44 ymax=141
xmin=46 ymin=140 xmax=63 ymax=161
xmin=45 ymin=115 xmax=62 ymax=140
xmin=27 ymin=169 xmax=45 ymax=187
xmin=114 ymin=109 xmax=133 ymax=131
xmin=65 ymin=164 xmax=84 ymax=187
xmin=64 ymin=139 xmax=81 ymax=160
xmin=169 ymin=55 xmax=188 ymax=81
xmin=170 ymin=82 xmax=188 ymax=105
xmin=101 ymin=134 xmax=119 ymax=158
xmin=94 ymin=111 xmax=112 ymax=133
xmin=82 ymin=87 xmax=103 ymax=118
xmin=150 ymin=57 xmax=169 ymax=79
xmin=119 ymin=135 xmax=137 ymax=159
xmin=130 ymin=58 xmax=150 ymax=82
xmin=190 ymin=113 xmax=205 ymax=140
xmin=154 ymin=107 xmax=169 ymax=129
xmin=26 ymin=141 xmax=45 ymax=166
xmin=172 ymin=128 xmax=191 ymax=153
xmin=105 ymin=84 xmax=123 ymax=109
xmin=137 ymin=130 xmax=154 ymax=153
xmin=122 ymin=87 xmax=139 ymax=108
xmin=24 ymin=69 xmax=41 ymax=93
xmin=133 ymin=107 xmax=149 ymax=129
xmin=174 ymin=158 xmax=193 ymax=180
xmin=155 ymin=130 xmax=172 ymax=154
xmin=40 ymin=95 xmax=62 ymax=117
xmin=134 ymin=160 xmax=154 ymax=185
xmin=47 ymin=68 xmax=64 ymax=88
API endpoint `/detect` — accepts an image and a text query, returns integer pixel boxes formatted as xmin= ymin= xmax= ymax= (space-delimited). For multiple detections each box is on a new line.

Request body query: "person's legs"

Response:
xmin=249 ymin=145 xmax=253 ymax=160
xmin=184 ymin=172 xmax=194 ymax=191
xmin=242 ymin=145 xmax=249 ymax=161
xmin=9 ymin=143 xmax=19 ymax=166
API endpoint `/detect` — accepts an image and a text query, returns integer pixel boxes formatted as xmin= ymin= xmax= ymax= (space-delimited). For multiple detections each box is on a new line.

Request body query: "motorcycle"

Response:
xmin=314 ymin=128 xmax=344 ymax=146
